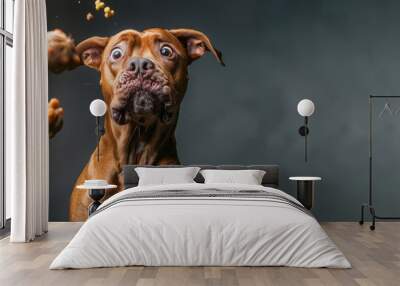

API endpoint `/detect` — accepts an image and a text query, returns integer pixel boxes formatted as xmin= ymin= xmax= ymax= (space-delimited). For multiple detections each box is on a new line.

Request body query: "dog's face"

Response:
xmin=76 ymin=28 xmax=223 ymax=125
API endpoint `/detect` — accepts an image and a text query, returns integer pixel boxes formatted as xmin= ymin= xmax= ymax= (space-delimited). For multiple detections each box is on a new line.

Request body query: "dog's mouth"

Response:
xmin=111 ymin=70 xmax=175 ymax=125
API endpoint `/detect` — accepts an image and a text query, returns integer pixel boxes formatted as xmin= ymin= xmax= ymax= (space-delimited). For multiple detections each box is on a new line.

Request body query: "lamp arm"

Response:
xmin=305 ymin=116 xmax=308 ymax=162
xmin=96 ymin=116 xmax=100 ymax=162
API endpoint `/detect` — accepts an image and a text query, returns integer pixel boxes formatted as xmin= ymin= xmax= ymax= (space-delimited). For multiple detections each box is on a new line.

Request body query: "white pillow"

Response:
xmin=200 ymin=169 xmax=266 ymax=185
xmin=135 ymin=167 xmax=200 ymax=186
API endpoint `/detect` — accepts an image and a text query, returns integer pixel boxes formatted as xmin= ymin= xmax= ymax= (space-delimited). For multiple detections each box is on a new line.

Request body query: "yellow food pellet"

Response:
xmin=95 ymin=2 xmax=104 ymax=10
xmin=104 ymin=6 xmax=110 ymax=13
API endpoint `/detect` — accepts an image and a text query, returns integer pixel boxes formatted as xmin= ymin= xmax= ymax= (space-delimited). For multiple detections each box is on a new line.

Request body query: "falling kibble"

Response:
xmin=104 ymin=6 xmax=115 ymax=18
xmin=95 ymin=0 xmax=105 ymax=11
xmin=90 ymin=0 xmax=116 ymax=20
xmin=86 ymin=12 xmax=94 ymax=21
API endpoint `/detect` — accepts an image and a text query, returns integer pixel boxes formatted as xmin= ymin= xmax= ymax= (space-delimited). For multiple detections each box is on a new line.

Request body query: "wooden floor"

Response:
xmin=0 ymin=222 xmax=399 ymax=286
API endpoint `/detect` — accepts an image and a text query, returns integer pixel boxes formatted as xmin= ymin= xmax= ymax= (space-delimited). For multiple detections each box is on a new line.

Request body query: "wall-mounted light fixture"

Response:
xmin=90 ymin=99 xmax=107 ymax=162
xmin=297 ymin=99 xmax=315 ymax=162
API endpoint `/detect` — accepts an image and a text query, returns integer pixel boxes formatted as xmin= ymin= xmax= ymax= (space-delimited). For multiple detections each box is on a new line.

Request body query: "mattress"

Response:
xmin=50 ymin=183 xmax=350 ymax=269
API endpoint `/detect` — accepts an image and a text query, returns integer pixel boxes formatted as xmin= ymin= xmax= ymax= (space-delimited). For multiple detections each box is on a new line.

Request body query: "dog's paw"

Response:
xmin=48 ymin=98 xmax=64 ymax=139
xmin=48 ymin=29 xmax=81 ymax=73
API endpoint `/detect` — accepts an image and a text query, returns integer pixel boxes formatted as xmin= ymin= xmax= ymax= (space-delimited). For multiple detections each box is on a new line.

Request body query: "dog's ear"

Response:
xmin=169 ymin=29 xmax=225 ymax=66
xmin=76 ymin=37 xmax=109 ymax=70
xmin=47 ymin=29 xmax=82 ymax=73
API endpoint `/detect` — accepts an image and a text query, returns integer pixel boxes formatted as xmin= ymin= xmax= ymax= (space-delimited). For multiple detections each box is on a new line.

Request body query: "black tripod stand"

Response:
xmin=95 ymin=116 xmax=105 ymax=162
xmin=359 ymin=95 xmax=400 ymax=230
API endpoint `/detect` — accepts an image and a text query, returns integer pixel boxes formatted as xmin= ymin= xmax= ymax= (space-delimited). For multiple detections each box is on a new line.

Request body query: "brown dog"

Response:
xmin=65 ymin=28 xmax=224 ymax=221
xmin=47 ymin=29 xmax=81 ymax=139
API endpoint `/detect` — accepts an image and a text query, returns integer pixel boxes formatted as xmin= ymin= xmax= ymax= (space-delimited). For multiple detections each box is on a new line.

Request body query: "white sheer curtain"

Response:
xmin=7 ymin=0 xmax=49 ymax=242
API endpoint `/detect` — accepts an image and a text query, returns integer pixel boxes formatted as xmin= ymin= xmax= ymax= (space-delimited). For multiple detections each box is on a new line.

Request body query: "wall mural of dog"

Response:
xmin=47 ymin=28 xmax=224 ymax=221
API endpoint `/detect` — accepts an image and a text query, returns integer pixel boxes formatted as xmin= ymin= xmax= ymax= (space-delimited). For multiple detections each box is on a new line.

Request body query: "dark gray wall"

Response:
xmin=47 ymin=0 xmax=400 ymax=221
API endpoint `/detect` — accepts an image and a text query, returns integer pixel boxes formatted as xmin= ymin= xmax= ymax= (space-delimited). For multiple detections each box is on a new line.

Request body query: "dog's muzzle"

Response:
xmin=111 ymin=57 xmax=174 ymax=125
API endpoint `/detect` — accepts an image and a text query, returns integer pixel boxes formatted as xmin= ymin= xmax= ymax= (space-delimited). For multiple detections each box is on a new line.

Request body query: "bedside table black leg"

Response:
xmin=359 ymin=204 xmax=365 ymax=225
xmin=370 ymin=206 xmax=376 ymax=231
xmin=297 ymin=181 xmax=314 ymax=210
xmin=88 ymin=189 xmax=106 ymax=216
xmin=88 ymin=201 xmax=101 ymax=216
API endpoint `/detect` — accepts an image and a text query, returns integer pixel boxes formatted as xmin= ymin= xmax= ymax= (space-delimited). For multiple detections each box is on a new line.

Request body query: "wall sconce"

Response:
xmin=297 ymin=99 xmax=315 ymax=162
xmin=90 ymin=99 xmax=107 ymax=162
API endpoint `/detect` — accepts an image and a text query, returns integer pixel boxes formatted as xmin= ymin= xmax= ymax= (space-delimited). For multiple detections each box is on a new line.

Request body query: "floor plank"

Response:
xmin=0 ymin=222 xmax=399 ymax=286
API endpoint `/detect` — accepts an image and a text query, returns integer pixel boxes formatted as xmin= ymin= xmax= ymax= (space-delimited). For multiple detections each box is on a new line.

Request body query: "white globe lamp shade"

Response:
xmin=90 ymin=99 xmax=107 ymax=117
xmin=297 ymin=99 xmax=315 ymax=117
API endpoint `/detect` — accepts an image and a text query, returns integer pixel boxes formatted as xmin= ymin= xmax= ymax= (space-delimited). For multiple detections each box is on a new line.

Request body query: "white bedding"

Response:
xmin=50 ymin=183 xmax=350 ymax=269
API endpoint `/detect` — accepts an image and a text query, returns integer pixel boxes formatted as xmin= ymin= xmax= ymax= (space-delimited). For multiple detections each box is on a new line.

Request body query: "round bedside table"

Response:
xmin=77 ymin=184 xmax=118 ymax=216
xmin=289 ymin=177 xmax=322 ymax=210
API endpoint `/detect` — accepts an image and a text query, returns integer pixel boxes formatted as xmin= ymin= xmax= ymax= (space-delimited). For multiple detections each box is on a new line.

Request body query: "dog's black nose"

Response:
xmin=128 ymin=58 xmax=155 ymax=74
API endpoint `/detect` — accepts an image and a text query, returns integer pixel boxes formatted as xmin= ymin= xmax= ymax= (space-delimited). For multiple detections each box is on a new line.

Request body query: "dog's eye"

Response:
xmin=160 ymin=45 xmax=173 ymax=57
xmin=110 ymin=48 xmax=123 ymax=61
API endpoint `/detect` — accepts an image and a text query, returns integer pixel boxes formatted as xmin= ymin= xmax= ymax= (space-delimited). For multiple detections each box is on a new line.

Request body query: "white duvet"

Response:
xmin=50 ymin=183 xmax=350 ymax=269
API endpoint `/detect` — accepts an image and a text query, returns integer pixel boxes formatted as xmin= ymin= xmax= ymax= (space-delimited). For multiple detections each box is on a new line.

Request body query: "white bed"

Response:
xmin=50 ymin=183 xmax=350 ymax=269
